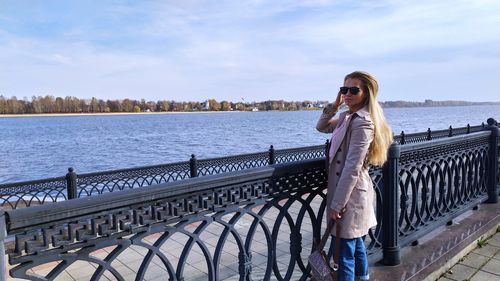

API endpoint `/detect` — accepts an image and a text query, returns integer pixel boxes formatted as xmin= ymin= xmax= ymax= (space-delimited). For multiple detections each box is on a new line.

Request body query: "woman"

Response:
xmin=316 ymin=71 xmax=393 ymax=281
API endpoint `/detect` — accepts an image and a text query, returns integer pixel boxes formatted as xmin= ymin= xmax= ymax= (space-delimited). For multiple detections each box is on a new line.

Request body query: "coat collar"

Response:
xmin=355 ymin=106 xmax=370 ymax=118
xmin=345 ymin=105 xmax=370 ymax=121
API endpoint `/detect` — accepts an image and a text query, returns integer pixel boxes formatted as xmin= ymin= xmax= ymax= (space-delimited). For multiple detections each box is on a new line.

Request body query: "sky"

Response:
xmin=0 ymin=0 xmax=499 ymax=103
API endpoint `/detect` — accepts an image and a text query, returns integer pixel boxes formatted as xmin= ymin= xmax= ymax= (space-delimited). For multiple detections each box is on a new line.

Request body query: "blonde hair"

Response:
xmin=345 ymin=71 xmax=393 ymax=166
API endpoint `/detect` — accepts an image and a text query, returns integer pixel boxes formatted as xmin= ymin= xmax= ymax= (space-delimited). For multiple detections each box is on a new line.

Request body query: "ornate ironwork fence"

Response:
xmin=394 ymin=123 xmax=486 ymax=144
xmin=0 ymin=120 xmax=498 ymax=280
xmin=3 ymin=160 xmax=333 ymax=280
xmin=0 ymin=145 xmax=325 ymax=209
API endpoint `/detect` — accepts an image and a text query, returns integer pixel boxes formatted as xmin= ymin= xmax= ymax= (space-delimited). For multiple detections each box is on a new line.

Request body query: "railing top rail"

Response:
xmin=0 ymin=162 xmax=192 ymax=189
xmin=182 ymin=144 xmax=324 ymax=164
xmin=0 ymin=176 xmax=66 ymax=190
xmin=393 ymin=123 xmax=487 ymax=144
xmin=399 ymin=130 xmax=491 ymax=152
xmin=196 ymin=150 xmax=268 ymax=164
xmin=76 ymin=160 xmax=190 ymax=178
xmin=5 ymin=158 xmax=323 ymax=233
xmin=275 ymin=144 xmax=324 ymax=152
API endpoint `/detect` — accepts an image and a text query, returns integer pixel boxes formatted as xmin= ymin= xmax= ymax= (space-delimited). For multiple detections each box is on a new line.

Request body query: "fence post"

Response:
xmin=269 ymin=145 xmax=275 ymax=165
xmin=486 ymin=118 xmax=499 ymax=203
xmin=381 ymin=142 xmax=401 ymax=265
xmin=190 ymin=154 xmax=198 ymax=178
xmin=65 ymin=167 xmax=77 ymax=200
xmin=0 ymin=208 xmax=6 ymax=280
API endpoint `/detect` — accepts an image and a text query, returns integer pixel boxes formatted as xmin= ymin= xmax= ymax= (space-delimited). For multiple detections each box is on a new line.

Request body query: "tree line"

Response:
xmin=1 ymin=95 xmax=498 ymax=114
xmin=0 ymin=95 xmax=321 ymax=114
xmin=379 ymin=99 xmax=500 ymax=107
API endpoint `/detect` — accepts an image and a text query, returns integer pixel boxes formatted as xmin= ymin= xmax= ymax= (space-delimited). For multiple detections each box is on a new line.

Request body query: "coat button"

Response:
xmin=338 ymin=149 xmax=342 ymax=152
xmin=336 ymin=160 xmax=341 ymax=164
xmin=336 ymin=172 xmax=340 ymax=176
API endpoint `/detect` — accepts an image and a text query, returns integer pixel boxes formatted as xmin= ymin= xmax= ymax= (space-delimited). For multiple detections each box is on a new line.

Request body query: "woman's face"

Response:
xmin=342 ymin=78 xmax=366 ymax=111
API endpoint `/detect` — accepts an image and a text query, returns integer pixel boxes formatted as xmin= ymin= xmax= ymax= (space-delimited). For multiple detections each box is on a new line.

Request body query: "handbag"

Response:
xmin=308 ymin=219 xmax=342 ymax=281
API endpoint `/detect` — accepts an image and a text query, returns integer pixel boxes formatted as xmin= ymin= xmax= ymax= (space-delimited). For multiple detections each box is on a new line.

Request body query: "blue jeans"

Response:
xmin=331 ymin=236 xmax=369 ymax=281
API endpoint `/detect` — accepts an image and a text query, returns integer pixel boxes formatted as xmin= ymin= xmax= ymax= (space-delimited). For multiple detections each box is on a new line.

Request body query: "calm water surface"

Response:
xmin=1 ymin=105 xmax=499 ymax=183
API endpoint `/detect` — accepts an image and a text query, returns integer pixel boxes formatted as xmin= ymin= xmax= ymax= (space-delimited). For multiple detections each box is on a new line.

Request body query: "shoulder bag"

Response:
xmin=308 ymin=219 xmax=341 ymax=281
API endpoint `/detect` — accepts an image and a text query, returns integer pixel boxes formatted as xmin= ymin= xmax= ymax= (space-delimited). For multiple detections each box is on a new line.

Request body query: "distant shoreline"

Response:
xmin=0 ymin=103 xmax=499 ymax=118
xmin=0 ymin=111 xmax=243 ymax=118
xmin=380 ymin=101 xmax=500 ymax=108
xmin=1 ymin=96 xmax=499 ymax=116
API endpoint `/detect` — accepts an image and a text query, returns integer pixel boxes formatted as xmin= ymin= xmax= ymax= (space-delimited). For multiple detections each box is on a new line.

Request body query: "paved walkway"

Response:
xmin=436 ymin=229 xmax=500 ymax=281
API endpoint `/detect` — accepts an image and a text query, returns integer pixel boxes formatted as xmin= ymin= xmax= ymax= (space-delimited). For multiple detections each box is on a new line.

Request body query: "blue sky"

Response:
xmin=1 ymin=0 xmax=499 ymax=102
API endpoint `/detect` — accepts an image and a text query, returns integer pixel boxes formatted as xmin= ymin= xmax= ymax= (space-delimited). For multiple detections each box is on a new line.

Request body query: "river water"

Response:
xmin=1 ymin=105 xmax=499 ymax=183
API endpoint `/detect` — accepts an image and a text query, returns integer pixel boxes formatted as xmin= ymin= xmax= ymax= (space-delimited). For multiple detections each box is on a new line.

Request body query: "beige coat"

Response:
xmin=316 ymin=106 xmax=377 ymax=239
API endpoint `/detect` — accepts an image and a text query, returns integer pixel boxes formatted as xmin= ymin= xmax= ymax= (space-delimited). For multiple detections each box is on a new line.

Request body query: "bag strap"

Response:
xmin=332 ymin=222 xmax=342 ymax=271
xmin=317 ymin=219 xmax=335 ymax=250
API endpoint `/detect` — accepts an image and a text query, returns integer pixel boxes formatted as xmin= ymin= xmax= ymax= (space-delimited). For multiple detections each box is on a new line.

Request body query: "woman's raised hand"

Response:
xmin=333 ymin=90 xmax=344 ymax=110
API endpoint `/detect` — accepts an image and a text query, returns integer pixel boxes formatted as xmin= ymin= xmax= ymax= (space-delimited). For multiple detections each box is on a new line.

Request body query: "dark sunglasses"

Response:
xmin=339 ymin=86 xmax=361 ymax=95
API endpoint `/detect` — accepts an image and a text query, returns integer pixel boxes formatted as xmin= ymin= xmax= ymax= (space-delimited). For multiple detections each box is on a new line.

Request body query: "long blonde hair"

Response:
xmin=345 ymin=71 xmax=393 ymax=166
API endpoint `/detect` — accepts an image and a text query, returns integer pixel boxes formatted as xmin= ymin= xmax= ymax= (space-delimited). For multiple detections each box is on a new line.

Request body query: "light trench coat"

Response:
xmin=316 ymin=106 xmax=377 ymax=239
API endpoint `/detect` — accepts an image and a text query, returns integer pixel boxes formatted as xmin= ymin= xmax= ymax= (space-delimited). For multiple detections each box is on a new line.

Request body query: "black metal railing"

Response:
xmin=0 ymin=176 xmax=67 ymax=209
xmin=0 ymin=145 xmax=324 ymax=209
xmin=397 ymin=132 xmax=490 ymax=246
xmin=394 ymin=123 xmax=485 ymax=144
xmin=3 ymin=159 xmax=331 ymax=280
xmin=1 ymin=120 xmax=498 ymax=280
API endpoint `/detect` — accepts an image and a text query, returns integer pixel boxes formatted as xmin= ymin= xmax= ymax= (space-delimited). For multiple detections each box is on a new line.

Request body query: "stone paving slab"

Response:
xmin=458 ymin=252 xmax=489 ymax=268
xmin=481 ymin=257 xmax=500 ymax=275
xmin=470 ymin=270 xmax=500 ymax=281
xmin=440 ymin=264 xmax=477 ymax=281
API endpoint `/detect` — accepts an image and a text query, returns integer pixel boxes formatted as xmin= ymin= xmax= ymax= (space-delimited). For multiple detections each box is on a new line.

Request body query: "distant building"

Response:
xmin=201 ymin=100 xmax=210 ymax=110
